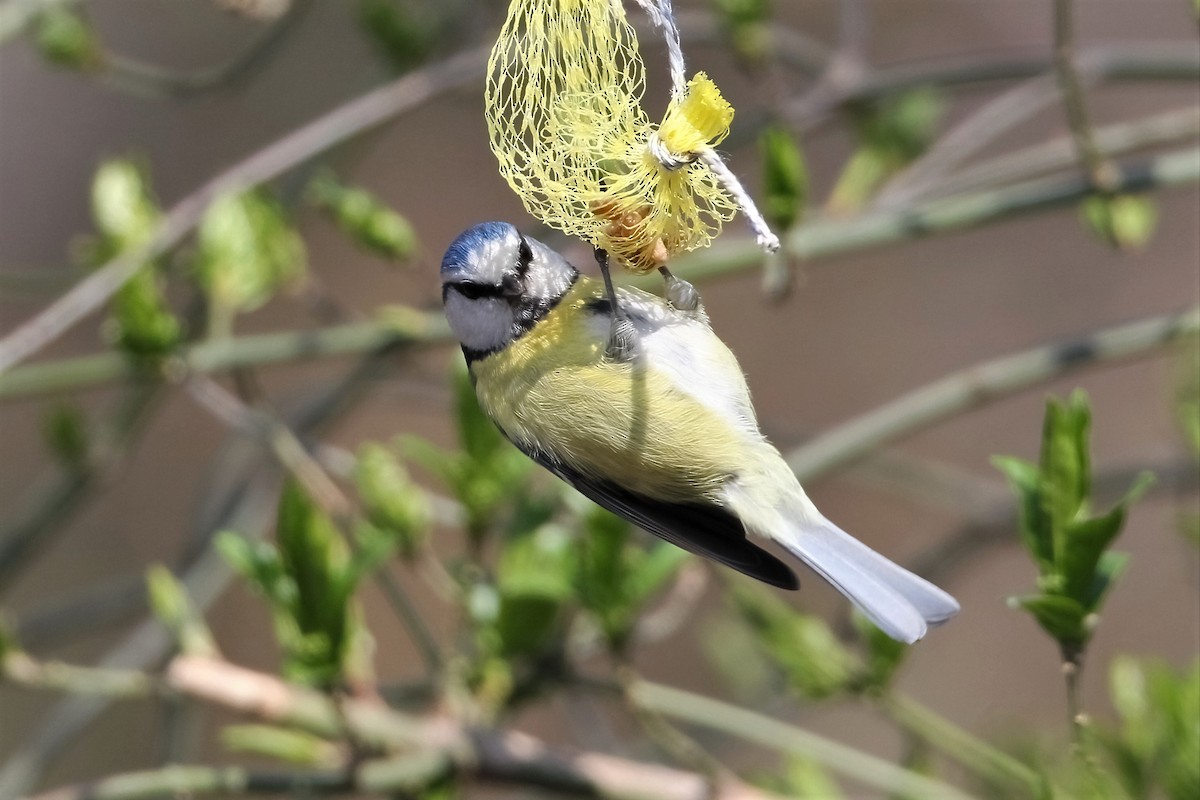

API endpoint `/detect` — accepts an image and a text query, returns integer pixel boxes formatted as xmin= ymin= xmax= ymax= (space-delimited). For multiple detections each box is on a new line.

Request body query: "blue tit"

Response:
xmin=440 ymin=222 xmax=959 ymax=642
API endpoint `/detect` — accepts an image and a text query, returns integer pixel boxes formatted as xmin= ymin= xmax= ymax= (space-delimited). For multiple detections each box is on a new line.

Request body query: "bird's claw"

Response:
xmin=605 ymin=315 xmax=638 ymax=361
xmin=662 ymin=271 xmax=701 ymax=312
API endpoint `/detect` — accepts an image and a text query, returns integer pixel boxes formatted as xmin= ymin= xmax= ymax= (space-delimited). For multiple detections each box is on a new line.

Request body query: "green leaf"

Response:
xmin=110 ymin=268 xmax=181 ymax=356
xmin=215 ymin=530 xmax=290 ymax=605
xmin=731 ymin=583 xmax=860 ymax=700
xmin=91 ymin=160 xmax=160 ymax=248
xmin=1060 ymin=507 xmax=1125 ymax=607
xmin=1039 ymin=392 xmax=1091 ymax=560
xmin=1082 ymin=194 xmax=1158 ymax=251
xmin=710 ymin=0 xmax=772 ymax=61
xmin=758 ymin=755 xmax=845 ymax=799
xmin=1104 ymin=658 xmax=1200 ymax=800
xmin=760 ymin=125 xmax=809 ymax=230
xmin=626 ymin=542 xmax=691 ymax=608
xmin=309 ymin=173 xmax=418 ymax=262
xmin=87 ymin=159 xmax=180 ymax=356
xmin=1011 ymin=594 xmax=1087 ymax=647
xmin=860 ymin=88 xmax=944 ymax=160
xmin=992 ymin=455 xmax=1053 ymax=571
xmin=146 ymin=565 xmax=217 ymax=657
xmin=275 ymin=482 xmax=354 ymax=681
xmin=354 ymin=442 xmax=430 ymax=558
xmin=222 ymin=724 xmax=339 ymax=766
xmin=358 ymin=0 xmax=441 ymax=73
xmin=1086 ymin=550 xmax=1129 ymax=611
xmin=41 ymin=403 xmax=89 ymax=467
xmin=711 ymin=0 xmax=771 ymax=27
xmin=498 ymin=525 xmax=573 ymax=601
xmin=825 ymin=146 xmax=891 ymax=215
xmin=196 ymin=189 xmax=306 ymax=313
xmin=35 ymin=7 xmax=99 ymax=70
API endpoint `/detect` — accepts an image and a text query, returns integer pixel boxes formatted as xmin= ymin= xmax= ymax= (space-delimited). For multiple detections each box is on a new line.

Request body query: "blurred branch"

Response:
xmin=0 ymin=382 xmax=161 ymax=594
xmin=786 ymin=308 xmax=1200 ymax=482
xmin=0 ymin=314 xmax=450 ymax=400
xmin=97 ymin=0 xmax=313 ymax=99
xmin=629 ymin=679 xmax=973 ymax=800
xmin=847 ymin=451 xmax=1010 ymax=515
xmin=910 ymin=455 xmax=1199 ymax=587
xmin=2 ymin=33 xmax=1196 ymax=375
xmin=182 ymin=372 xmax=445 ymax=676
xmin=0 ymin=266 xmax=85 ymax=297
xmin=21 ymin=654 xmax=784 ymax=800
xmin=27 ymin=766 xmax=358 ymax=800
xmin=1 ymin=652 xmax=158 ymax=699
xmin=1053 ymin=0 xmax=1118 ymax=192
xmin=787 ymin=42 xmax=1200 ymax=130
xmin=672 ymin=146 xmax=1200 ymax=283
xmin=0 ymin=354 xmax=389 ymax=796
xmin=927 ymin=106 xmax=1200 ymax=201
xmin=0 ymin=46 xmax=486 ymax=376
xmin=874 ymin=42 xmax=1198 ymax=208
xmin=880 ymin=692 xmax=1042 ymax=793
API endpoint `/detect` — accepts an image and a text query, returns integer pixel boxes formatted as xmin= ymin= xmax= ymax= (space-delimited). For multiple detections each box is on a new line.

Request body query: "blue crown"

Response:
xmin=441 ymin=222 xmax=516 ymax=276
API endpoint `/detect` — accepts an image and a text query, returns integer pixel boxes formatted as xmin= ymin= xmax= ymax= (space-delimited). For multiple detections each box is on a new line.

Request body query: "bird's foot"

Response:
xmin=605 ymin=315 xmax=638 ymax=361
xmin=661 ymin=268 xmax=701 ymax=312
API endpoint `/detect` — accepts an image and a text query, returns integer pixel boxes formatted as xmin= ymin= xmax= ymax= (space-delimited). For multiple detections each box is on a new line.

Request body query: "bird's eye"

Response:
xmin=453 ymin=282 xmax=498 ymax=300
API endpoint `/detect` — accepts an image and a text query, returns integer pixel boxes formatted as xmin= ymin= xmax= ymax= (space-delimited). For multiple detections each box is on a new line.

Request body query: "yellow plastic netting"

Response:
xmin=486 ymin=0 xmax=738 ymax=274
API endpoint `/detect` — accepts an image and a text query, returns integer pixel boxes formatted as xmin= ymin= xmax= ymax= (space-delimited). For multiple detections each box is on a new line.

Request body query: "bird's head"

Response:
xmin=440 ymin=222 xmax=579 ymax=356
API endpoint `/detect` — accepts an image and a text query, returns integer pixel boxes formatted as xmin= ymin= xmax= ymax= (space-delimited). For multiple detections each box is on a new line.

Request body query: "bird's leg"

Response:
xmin=595 ymin=248 xmax=637 ymax=361
xmin=659 ymin=266 xmax=700 ymax=312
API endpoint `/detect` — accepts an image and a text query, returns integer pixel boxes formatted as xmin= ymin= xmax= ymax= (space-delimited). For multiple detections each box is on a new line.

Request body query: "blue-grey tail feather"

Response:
xmin=780 ymin=518 xmax=960 ymax=643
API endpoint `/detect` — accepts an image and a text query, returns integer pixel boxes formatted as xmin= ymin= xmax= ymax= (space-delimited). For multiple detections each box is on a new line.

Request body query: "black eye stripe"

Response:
xmin=449 ymin=281 xmax=504 ymax=300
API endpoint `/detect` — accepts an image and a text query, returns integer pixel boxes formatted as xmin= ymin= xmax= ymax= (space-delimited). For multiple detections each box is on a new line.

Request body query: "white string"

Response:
xmin=700 ymin=150 xmax=781 ymax=252
xmin=631 ymin=0 xmax=687 ymax=94
xmin=630 ymin=0 xmax=781 ymax=253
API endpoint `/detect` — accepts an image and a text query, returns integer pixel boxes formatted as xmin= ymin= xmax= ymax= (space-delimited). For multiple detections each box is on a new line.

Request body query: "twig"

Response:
xmin=1 ymin=652 xmax=159 ymax=699
xmin=786 ymin=42 xmax=1199 ymax=130
xmin=183 ymin=374 xmax=352 ymax=517
xmin=912 ymin=456 xmax=1197 ymax=588
xmin=31 ymin=654 xmax=777 ymax=800
xmin=1053 ymin=0 xmax=1119 ymax=192
xmin=0 ymin=314 xmax=450 ymax=400
xmin=880 ymin=692 xmax=1042 ymax=794
xmin=98 ymin=0 xmax=313 ymax=100
xmin=0 ymin=355 xmax=389 ymax=796
xmin=628 ymin=679 xmax=974 ymax=800
xmin=924 ymin=106 xmax=1200 ymax=201
xmin=0 ymin=46 xmax=486 ymax=376
xmin=182 ymin=373 xmax=446 ymax=677
xmin=0 ymin=381 xmax=161 ymax=594
xmin=871 ymin=43 xmax=1198 ymax=208
xmin=668 ymin=146 xmax=1200 ymax=285
xmin=25 ymin=765 xmax=359 ymax=800
xmin=785 ymin=308 xmax=1200 ymax=483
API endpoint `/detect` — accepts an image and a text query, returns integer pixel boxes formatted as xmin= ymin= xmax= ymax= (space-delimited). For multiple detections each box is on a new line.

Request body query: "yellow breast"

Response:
xmin=469 ymin=281 xmax=747 ymax=502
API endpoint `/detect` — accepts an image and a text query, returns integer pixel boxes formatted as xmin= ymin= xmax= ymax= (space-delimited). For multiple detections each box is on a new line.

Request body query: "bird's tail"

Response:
xmin=776 ymin=515 xmax=960 ymax=644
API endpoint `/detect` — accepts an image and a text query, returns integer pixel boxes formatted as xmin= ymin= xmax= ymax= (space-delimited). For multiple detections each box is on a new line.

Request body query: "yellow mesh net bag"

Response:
xmin=486 ymin=0 xmax=740 ymax=274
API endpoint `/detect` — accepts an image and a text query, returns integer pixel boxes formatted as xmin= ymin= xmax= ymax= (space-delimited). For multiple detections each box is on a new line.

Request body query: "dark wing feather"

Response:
xmin=515 ymin=442 xmax=799 ymax=590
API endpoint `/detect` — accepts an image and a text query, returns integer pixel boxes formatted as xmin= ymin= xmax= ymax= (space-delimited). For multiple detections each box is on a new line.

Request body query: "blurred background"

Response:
xmin=0 ymin=1 xmax=1197 ymax=797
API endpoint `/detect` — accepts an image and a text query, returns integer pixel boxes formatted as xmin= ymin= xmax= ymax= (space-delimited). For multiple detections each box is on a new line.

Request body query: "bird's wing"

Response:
xmin=516 ymin=441 xmax=799 ymax=590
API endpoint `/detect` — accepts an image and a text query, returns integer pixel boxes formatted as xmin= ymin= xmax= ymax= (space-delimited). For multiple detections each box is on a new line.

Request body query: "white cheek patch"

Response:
xmin=444 ymin=293 xmax=514 ymax=353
